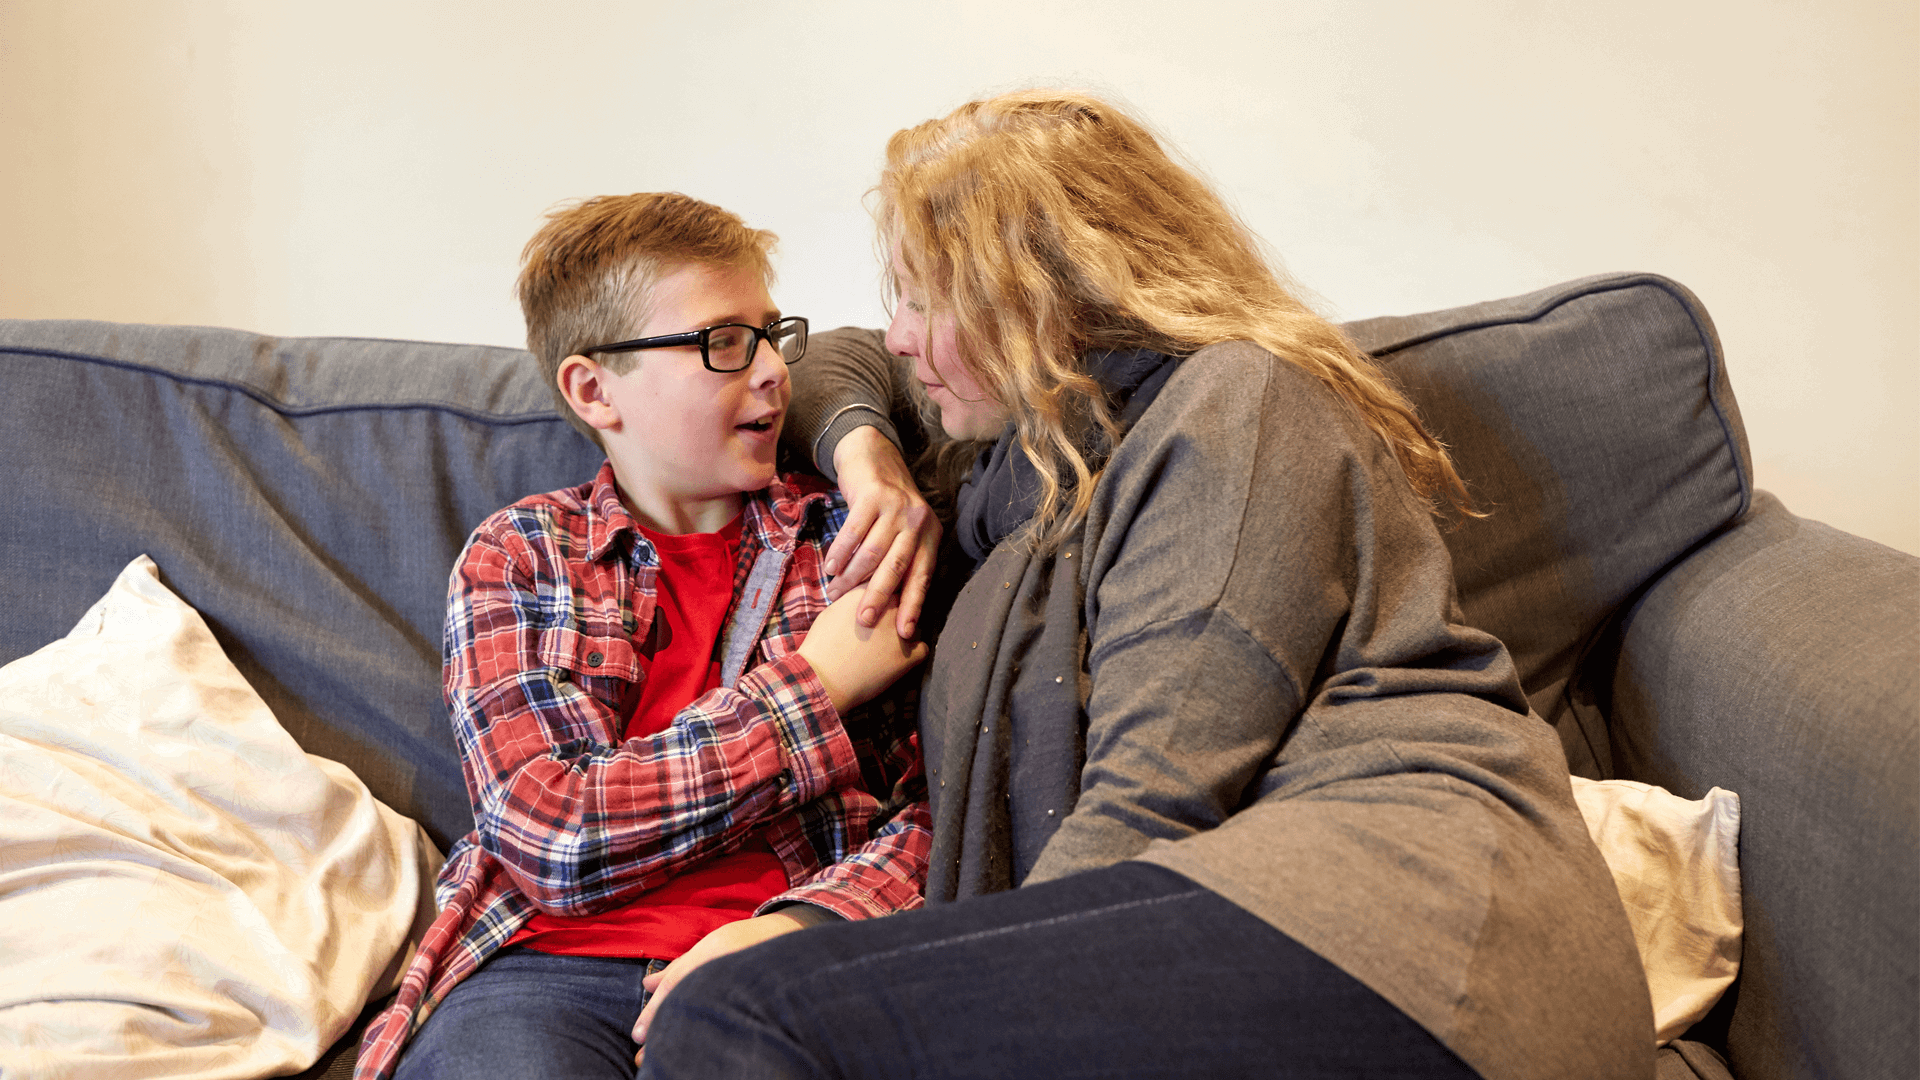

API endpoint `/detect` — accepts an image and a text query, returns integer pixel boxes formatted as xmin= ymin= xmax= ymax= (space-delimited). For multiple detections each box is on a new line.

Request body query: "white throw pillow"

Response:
xmin=0 ymin=556 xmax=443 ymax=1079
xmin=1571 ymin=776 xmax=1742 ymax=1046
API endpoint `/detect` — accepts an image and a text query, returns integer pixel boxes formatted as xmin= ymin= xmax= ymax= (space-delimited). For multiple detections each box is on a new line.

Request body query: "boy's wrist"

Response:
xmin=791 ymin=647 xmax=849 ymax=716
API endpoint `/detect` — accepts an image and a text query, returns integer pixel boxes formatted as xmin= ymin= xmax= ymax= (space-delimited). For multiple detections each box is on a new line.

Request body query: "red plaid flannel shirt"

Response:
xmin=356 ymin=462 xmax=930 ymax=1079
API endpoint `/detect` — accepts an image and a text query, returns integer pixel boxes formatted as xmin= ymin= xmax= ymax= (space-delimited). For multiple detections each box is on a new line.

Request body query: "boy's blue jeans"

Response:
xmin=637 ymin=862 xmax=1481 ymax=1079
xmin=392 ymin=950 xmax=666 ymax=1079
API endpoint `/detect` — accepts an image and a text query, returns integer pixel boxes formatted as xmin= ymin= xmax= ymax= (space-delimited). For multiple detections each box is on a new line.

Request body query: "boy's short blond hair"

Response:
xmin=516 ymin=192 xmax=778 ymax=445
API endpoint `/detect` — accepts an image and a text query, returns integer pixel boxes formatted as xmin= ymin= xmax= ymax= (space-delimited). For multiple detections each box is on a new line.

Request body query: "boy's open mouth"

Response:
xmin=737 ymin=416 xmax=777 ymax=432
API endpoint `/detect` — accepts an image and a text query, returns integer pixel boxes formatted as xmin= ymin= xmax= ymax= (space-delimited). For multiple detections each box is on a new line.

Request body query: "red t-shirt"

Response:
xmin=507 ymin=513 xmax=789 ymax=959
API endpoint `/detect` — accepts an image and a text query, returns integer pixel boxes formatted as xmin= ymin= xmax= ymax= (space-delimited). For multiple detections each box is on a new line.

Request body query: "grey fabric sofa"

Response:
xmin=1 ymin=272 xmax=1912 ymax=1079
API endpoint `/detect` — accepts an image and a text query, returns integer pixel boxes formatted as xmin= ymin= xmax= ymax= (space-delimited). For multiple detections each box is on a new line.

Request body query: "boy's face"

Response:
xmin=594 ymin=261 xmax=790 ymax=526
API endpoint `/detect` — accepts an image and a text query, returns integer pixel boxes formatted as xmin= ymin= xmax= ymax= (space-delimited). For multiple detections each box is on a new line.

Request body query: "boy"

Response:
xmin=356 ymin=193 xmax=932 ymax=1080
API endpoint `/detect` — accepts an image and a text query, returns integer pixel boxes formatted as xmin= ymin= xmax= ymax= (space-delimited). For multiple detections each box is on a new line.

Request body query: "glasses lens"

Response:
xmin=771 ymin=318 xmax=807 ymax=362
xmin=705 ymin=325 xmax=754 ymax=371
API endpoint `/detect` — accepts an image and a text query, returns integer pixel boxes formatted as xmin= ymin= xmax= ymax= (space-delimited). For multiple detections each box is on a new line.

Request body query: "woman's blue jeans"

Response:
xmin=638 ymin=861 xmax=1479 ymax=1079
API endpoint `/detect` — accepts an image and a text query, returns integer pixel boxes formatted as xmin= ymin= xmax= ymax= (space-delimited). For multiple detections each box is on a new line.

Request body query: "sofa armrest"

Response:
xmin=1607 ymin=490 xmax=1918 ymax=1080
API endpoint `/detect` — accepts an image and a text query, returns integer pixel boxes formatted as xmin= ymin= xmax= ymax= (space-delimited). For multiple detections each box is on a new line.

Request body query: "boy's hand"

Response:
xmin=630 ymin=908 xmax=828 ymax=1065
xmin=797 ymin=586 xmax=930 ymax=713
xmin=825 ymin=426 xmax=940 ymax=639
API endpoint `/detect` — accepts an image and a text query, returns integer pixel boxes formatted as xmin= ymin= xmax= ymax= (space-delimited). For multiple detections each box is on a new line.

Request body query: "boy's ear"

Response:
xmin=557 ymin=354 xmax=621 ymax=432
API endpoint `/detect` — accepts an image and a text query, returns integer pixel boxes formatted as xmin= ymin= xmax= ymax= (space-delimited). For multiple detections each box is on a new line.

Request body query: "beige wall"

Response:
xmin=2 ymin=0 xmax=1914 ymax=554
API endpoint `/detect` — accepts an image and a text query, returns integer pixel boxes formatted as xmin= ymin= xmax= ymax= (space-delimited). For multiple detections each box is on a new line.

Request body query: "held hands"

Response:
xmin=823 ymin=426 xmax=941 ymax=638
xmin=630 ymin=908 xmax=824 ymax=1066
xmin=796 ymin=586 xmax=929 ymax=714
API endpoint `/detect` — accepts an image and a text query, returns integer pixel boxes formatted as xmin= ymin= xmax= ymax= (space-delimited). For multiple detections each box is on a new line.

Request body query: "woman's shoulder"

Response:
xmin=1094 ymin=342 xmax=1351 ymax=527
xmin=1137 ymin=340 xmax=1366 ymax=453
xmin=1169 ymin=340 xmax=1335 ymax=401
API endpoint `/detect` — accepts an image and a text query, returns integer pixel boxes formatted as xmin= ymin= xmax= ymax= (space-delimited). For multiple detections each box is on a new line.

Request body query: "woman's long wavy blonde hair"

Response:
xmin=877 ymin=89 xmax=1471 ymax=551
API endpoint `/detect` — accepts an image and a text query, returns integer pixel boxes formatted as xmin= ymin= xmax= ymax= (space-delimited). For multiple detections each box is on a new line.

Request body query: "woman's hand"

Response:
xmin=630 ymin=907 xmax=828 ymax=1065
xmin=825 ymin=426 xmax=940 ymax=638
xmin=796 ymin=586 xmax=930 ymax=713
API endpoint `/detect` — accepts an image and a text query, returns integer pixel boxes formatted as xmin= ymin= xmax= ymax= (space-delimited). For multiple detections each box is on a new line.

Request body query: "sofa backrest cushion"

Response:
xmin=1344 ymin=273 xmax=1753 ymax=777
xmin=0 ymin=321 xmax=602 ymax=848
xmin=0 ymin=273 xmax=1751 ymax=841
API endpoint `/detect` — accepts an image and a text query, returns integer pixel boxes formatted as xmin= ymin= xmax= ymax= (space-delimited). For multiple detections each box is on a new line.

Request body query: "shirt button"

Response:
xmin=587 ymin=651 xmax=604 ymax=667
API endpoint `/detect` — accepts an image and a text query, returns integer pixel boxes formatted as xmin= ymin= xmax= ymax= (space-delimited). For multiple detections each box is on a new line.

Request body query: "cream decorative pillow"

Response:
xmin=0 ymin=556 xmax=443 ymax=1079
xmin=1571 ymin=776 xmax=1743 ymax=1045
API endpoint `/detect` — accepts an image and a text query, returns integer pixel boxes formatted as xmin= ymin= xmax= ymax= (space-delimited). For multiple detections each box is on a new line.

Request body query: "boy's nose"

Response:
xmin=746 ymin=336 xmax=790 ymax=385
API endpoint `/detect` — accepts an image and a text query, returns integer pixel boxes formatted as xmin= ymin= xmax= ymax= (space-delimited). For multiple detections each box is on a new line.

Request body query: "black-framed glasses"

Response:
xmin=582 ymin=316 xmax=808 ymax=373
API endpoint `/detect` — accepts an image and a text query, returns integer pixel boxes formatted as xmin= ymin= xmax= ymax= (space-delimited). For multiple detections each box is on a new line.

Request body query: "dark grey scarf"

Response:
xmin=926 ymin=346 xmax=1185 ymax=902
xmin=954 ymin=348 xmax=1182 ymax=562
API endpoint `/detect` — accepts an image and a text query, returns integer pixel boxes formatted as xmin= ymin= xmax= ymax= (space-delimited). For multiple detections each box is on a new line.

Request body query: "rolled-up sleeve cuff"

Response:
xmin=811 ymin=405 xmax=901 ymax=482
xmin=733 ymin=652 xmax=863 ymax=806
xmin=762 ymin=871 xmax=926 ymax=922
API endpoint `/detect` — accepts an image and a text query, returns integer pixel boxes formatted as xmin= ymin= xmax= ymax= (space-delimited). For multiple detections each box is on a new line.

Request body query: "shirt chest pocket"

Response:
xmin=537 ymin=626 xmax=642 ymax=689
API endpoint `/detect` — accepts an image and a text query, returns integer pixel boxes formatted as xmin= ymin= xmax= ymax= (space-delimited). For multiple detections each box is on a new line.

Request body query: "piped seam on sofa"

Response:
xmin=0 ymin=345 xmax=569 ymax=427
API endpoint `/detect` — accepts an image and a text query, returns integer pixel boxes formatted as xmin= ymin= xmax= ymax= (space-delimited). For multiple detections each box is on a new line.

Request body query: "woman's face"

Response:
xmin=885 ymin=253 xmax=1012 ymax=442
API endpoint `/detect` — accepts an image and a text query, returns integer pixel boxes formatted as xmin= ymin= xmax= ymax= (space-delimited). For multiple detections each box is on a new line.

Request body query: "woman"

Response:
xmin=636 ymin=90 xmax=1652 ymax=1079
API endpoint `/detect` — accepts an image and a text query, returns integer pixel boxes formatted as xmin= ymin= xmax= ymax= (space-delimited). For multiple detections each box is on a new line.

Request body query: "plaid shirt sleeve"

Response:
xmin=445 ymin=514 xmax=869 ymax=916
xmin=764 ymin=732 xmax=931 ymax=921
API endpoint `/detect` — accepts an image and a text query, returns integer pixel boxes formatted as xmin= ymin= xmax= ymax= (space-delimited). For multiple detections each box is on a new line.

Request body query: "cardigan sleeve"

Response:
xmin=783 ymin=327 xmax=924 ymax=481
xmin=1026 ymin=343 xmax=1532 ymax=883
